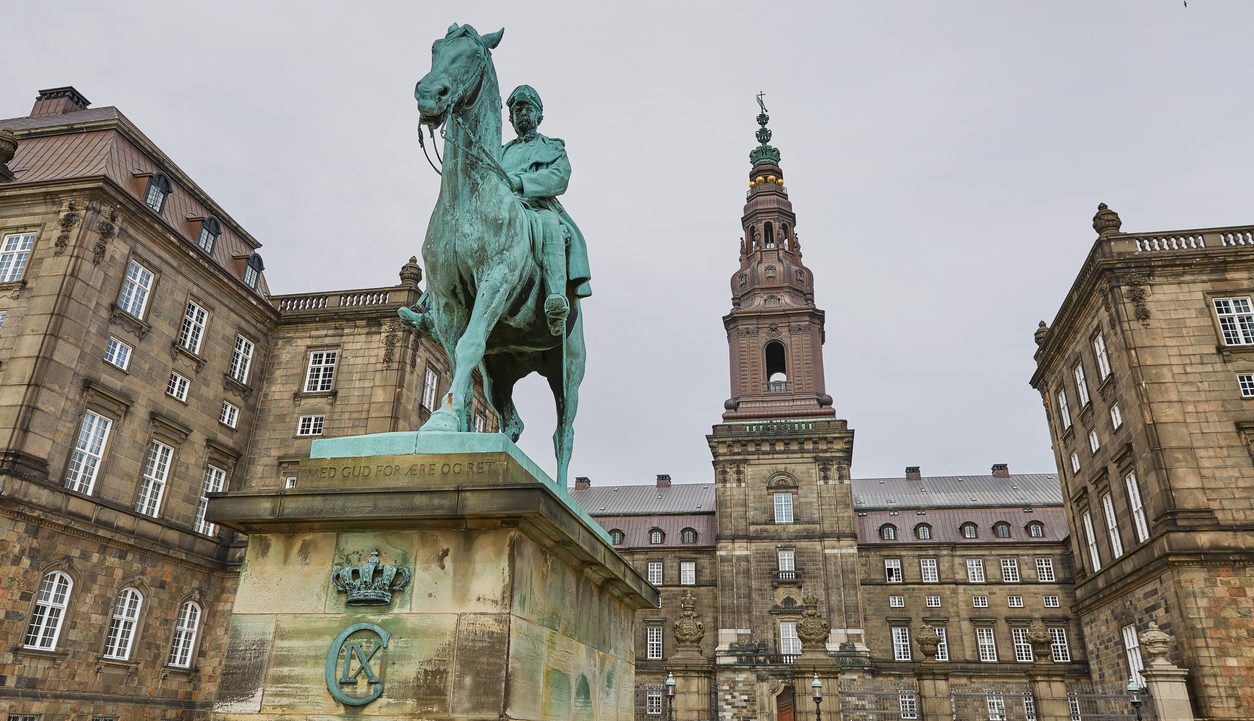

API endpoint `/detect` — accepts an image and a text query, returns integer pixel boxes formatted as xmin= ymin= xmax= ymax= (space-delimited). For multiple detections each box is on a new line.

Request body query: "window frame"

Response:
xmin=1122 ymin=624 xmax=1145 ymax=686
xmin=773 ymin=492 xmax=794 ymax=523
xmin=296 ymin=414 xmax=325 ymax=437
xmin=960 ymin=523 xmax=978 ymax=539
xmin=23 ymin=571 xmax=73 ymax=651
xmin=195 ymin=465 xmax=227 ymax=536
xmin=1012 ymin=626 xmax=1034 ymax=663
xmin=219 ymin=400 xmax=240 ymax=429
xmin=136 ymin=441 xmax=175 ymax=517
xmin=1056 ymin=389 xmax=1072 ymax=431
xmin=1070 ymin=451 xmax=1080 ymax=475
xmin=1125 ymin=472 xmax=1150 ymax=543
xmin=646 ymin=561 xmax=662 ymax=586
xmin=143 ymin=173 xmax=172 ymax=214
xmin=934 ymin=626 xmax=949 ymax=662
xmin=884 ymin=558 xmax=903 ymax=583
xmin=0 ymin=232 xmax=36 ymax=284
xmin=1036 ymin=558 xmax=1056 ymax=582
xmin=920 ymin=557 xmax=939 ymax=583
xmin=64 ymin=410 xmax=113 ymax=495
xmin=197 ymin=218 xmax=220 ymax=254
xmin=422 ymin=367 xmax=440 ymax=410
xmin=891 ymin=625 xmax=911 ymax=661
xmin=780 ymin=621 xmax=802 ymax=656
xmin=1074 ymin=363 xmax=1090 ymax=406
xmin=1001 ymin=558 xmax=1020 ymax=582
xmin=1110 ymin=403 xmax=1123 ymax=429
xmin=915 ymin=523 xmax=932 ymax=540
xmin=117 ymin=259 xmax=156 ymax=319
xmin=1101 ymin=492 xmax=1124 ymax=557
xmin=102 ymin=587 xmax=143 ymax=660
xmin=1082 ymin=510 xmax=1101 ymax=571
xmin=1049 ymin=627 xmax=1071 ymax=663
xmin=646 ymin=625 xmax=663 ymax=660
xmin=229 ymin=334 xmax=255 ymax=385
xmin=972 ymin=595 xmax=988 ymax=608
xmin=925 ymin=595 xmax=941 ymax=608
xmin=167 ymin=600 xmax=202 ymax=668
xmin=1044 ymin=595 xmax=1061 ymax=608
xmin=975 ymin=626 xmax=998 ymax=662
xmin=1213 ymin=296 xmax=1254 ymax=346
xmin=104 ymin=336 xmax=133 ymax=370
xmin=303 ymin=349 xmax=339 ymax=393
xmin=888 ymin=594 xmax=904 ymax=608
xmin=166 ymin=371 xmax=190 ymax=402
xmin=1007 ymin=595 xmax=1024 ymax=608
xmin=648 ymin=528 xmax=664 ymax=545
xmin=679 ymin=560 xmax=696 ymax=586
xmin=966 ymin=558 xmax=985 ymax=583
xmin=1093 ymin=333 xmax=1112 ymax=380
xmin=178 ymin=301 xmax=208 ymax=355
xmin=1028 ymin=521 xmax=1046 ymax=538
xmin=777 ymin=548 xmax=796 ymax=572
xmin=680 ymin=527 xmax=698 ymax=544
xmin=609 ymin=529 xmax=624 ymax=545
xmin=993 ymin=522 xmax=1011 ymax=539
xmin=879 ymin=524 xmax=897 ymax=541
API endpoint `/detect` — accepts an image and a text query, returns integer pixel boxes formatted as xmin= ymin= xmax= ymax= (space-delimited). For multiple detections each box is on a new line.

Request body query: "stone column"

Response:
xmin=206 ymin=432 xmax=656 ymax=721
xmin=1138 ymin=622 xmax=1195 ymax=721
xmin=1027 ymin=621 xmax=1071 ymax=721
xmin=914 ymin=625 xmax=951 ymax=721
xmin=670 ymin=590 xmax=714 ymax=721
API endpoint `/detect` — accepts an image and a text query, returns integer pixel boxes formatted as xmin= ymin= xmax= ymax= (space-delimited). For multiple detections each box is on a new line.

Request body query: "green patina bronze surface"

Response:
xmin=324 ymin=622 xmax=391 ymax=707
xmin=749 ymin=91 xmax=781 ymax=165
xmin=330 ymin=549 xmax=410 ymax=606
xmin=407 ymin=23 xmax=588 ymax=488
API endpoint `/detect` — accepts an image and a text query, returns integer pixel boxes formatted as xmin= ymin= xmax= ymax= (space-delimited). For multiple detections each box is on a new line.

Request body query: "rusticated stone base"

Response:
xmin=206 ymin=432 xmax=655 ymax=720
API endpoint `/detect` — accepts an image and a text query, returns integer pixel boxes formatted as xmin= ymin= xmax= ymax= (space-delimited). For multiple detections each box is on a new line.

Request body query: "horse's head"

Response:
xmin=415 ymin=23 xmax=504 ymax=128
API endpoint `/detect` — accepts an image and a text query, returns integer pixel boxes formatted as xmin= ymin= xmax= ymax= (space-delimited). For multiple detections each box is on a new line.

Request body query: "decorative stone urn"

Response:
xmin=1140 ymin=621 xmax=1173 ymax=668
xmin=673 ymin=589 xmax=705 ymax=647
xmin=915 ymin=625 xmax=940 ymax=661
xmin=0 ymin=128 xmax=16 ymax=165
xmin=1028 ymin=620 xmax=1052 ymax=662
xmin=796 ymin=593 xmax=829 ymax=654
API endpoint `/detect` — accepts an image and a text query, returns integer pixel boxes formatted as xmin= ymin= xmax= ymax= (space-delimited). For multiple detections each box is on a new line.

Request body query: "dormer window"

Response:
xmin=197 ymin=218 xmax=220 ymax=254
xmin=1027 ymin=521 xmax=1046 ymax=538
xmin=609 ymin=529 xmax=624 ymax=545
xmin=879 ymin=524 xmax=897 ymax=541
xmin=242 ymin=254 xmax=264 ymax=289
xmin=993 ymin=522 xmax=1012 ymax=539
xmin=960 ymin=523 xmax=979 ymax=539
xmin=680 ymin=528 xmax=698 ymax=544
xmin=648 ymin=528 xmax=664 ymax=545
xmin=144 ymin=173 xmax=171 ymax=214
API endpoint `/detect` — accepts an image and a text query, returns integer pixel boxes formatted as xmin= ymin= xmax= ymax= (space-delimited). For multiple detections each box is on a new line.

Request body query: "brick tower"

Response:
xmin=722 ymin=96 xmax=835 ymax=421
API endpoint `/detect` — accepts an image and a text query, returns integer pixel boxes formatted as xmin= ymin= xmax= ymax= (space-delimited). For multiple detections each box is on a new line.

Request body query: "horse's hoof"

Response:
xmin=419 ymin=406 xmax=460 ymax=433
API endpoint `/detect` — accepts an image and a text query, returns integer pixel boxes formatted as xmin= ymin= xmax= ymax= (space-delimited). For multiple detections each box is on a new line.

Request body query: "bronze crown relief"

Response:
xmin=331 ymin=549 xmax=411 ymax=606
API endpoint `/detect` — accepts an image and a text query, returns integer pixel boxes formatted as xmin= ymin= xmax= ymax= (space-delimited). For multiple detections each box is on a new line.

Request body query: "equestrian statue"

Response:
xmin=405 ymin=23 xmax=588 ymax=487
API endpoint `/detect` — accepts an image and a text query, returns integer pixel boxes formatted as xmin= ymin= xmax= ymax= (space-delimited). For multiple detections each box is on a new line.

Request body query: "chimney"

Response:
xmin=30 ymin=87 xmax=91 ymax=117
xmin=991 ymin=463 xmax=1010 ymax=478
xmin=574 ymin=476 xmax=591 ymax=490
xmin=905 ymin=466 xmax=921 ymax=481
xmin=656 ymin=474 xmax=671 ymax=488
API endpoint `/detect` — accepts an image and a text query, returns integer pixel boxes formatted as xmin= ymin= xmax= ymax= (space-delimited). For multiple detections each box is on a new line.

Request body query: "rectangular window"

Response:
xmin=920 ymin=558 xmax=938 ymax=583
xmin=647 ymin=561 xmax=662 ymax=585
xmin=1024 ymin=693 xmax=1038 ymax=721
xmin=1082 ymin=510 xmax=1101 ymax=571
xmin=1122 ymin=624 xmax=1145 ymax=686
xmin=8 ymin=715 xmax=39 ymax=721
xmin=925 ymin=595 xmax=941 ymax=607
xmin=117 ymin=260 xmax=155 ymax=318
xmin=780 ymin=621 xmax=802 ymax=656
xmin=1056 ymin=389 xmax=1072 ymax=430
xmin=646 ymin=626 xmax=663 ymax=660
xmin=1070 ymin=451 xmax=1080 ymax=474
xmin=103 ymin=336 xmax=132 ymax=370
xmin=0 ymin=310 xmax=5 ymax=331
xmin=966 ymin=559 xmax=985 ymax=583
xmin=1094 ymin=333 xmax=1111 ymax=380
xmin=179 ymin=301 xmax=208 ymax=354
xmin=303 ymin=350 xmax=338 ymax=392
xmin=1036 ymin=558 xmax=1055 ymax=582
xmin=891 ymin=625 xmax=911 ymax=661
xmin=65 ymin=411 xmax=112 ymax=494
xmin=986 ymin=694 xmax=1007 ymax=721
xmin=197 ymin=224 xmax=216 ymax=253
xmin=474 ymin=412 xmax=486 ymax=433
xmin=1050 ymin=627 xmax=1071 ymax=662
xmin=899 ymin=691 xmax=919 ymax=720
xmin=972 ymin=595 xmax=988 ymax=608
xmin=229 ymin=335 xmax=254 ymax=384
xmin=23 ymin=572 xmax=71 ymax=651
xmin=422 ymin=367 xmax=440 ymax=410
xmin=884 ymin=558 xmax=903 ymax=583
xmin=1012 ymin=627 xmax=1034 ymax=662
xmin=1214 ymin=297 xmax=1254 ymax=345
xmin=1008 ymin=595 xmax=1024 ymax=608
xmin=166 ymin=372 xmax=190 ymax=402
xmin=1125 ymin=472 xmax=1150 ymax=543
xmin=889 ymin=595 xmax=904 ymax=608
xmin=1068 ymin=696 xmax=1082 ymax=721
xmin=0 ymin=232 xmax=36 ymax=283
xmin=976 ymin=627 xmax=998 ymax=662
xmin=680 ymin=561 xmax=695 ymax=585
xmin=646 ymin=692 xmax=663 ymax=716
xmin=1102 ymin=493 xmax=1124 ymax=557
xmin=1044 ymin=595 xmax=1061 ymax=608
xmin=1241 ymin=374 xmax=1254 ymax=398
xmin=136 ymin=441 xmax=174 ymax=517
xmin=1088 ymin=429 xmax=1101 ymax=454
xmin=220 ymin=401 xmax=239 ymax=429
xmin=195 ymin=465 xmax=227 ymax=535
xmin=1001 ymin=558 xmax=1020 ymax=582
xmin=934 ymin=626 xmax=949 ymax=662
xmin=242 ymin=263 xmax=259 ymax=289
xmin=778 ymin=548 xmax=796 ymax=572
xmin=284 ymin=476 xmax=298 ymax=489
xmin=773 ymin=492 xmax=794 ymax=523
xmin=1074 ymin=364 xmax=1090 ymax=406
xmin=297 ymin=415 xmax=325 ymax=437
xmin=1110 ymin=404 xmax=1123 ymax=429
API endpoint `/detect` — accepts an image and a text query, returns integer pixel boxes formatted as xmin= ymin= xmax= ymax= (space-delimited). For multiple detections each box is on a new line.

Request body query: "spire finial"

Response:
xmin=750 ymin=92 xmax=781 ymax=166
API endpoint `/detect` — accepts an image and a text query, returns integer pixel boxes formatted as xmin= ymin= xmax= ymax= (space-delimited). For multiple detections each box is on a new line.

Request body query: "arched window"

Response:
xmin=144 ymin=173 xmax=172 ymax=214
xmin=681 ymin=528 xmax=698 ymax=544
xmin=993 ymin=522 xmax=1012 ymax=539
xmin=915 ymin=524 xmax=932 ymax=540
xmin=23 ymin=571 xmax=72 ymax=650
xmin=765 ymin=341 xmax=787 ymax=391
xmin=764 ymin=222 xmax=775 ymax=248
xmin=781 ymin=223 xmax=790 ymax=246
xmin=1027 ymin=521 xmax=1045 ymax=539
xmin=609 ymin=529 xmax=624 ymax=545
xmin=649 ymin=528 xmax=664 ymax=545
xmin=960 ymin=523 xmax=979 ymax=539
xmin=103 ymin=587 xmax=143 ymax=660
xmin=243 ymin=254 xmax=264 ymax=289
xmin=197 ymin=218 xmax=221 ymax=254
xmin=879 ymin=524 xmax=897 ymax=541
xmin=167 ymin=600 xmax=202 ymax=668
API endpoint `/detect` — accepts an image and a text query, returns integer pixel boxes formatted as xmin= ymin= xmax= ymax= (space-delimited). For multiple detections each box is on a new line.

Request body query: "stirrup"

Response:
xmin=545 ymin=294 xmax=569 ymax=336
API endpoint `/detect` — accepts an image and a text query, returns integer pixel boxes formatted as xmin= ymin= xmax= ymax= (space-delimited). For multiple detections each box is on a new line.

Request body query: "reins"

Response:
xmin=417 ymin=35 xmax=512 ymax=187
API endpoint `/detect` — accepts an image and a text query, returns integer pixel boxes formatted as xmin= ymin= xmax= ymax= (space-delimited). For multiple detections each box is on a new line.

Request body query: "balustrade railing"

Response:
xmin=275 ymin=287 xmax=409 ymax=313
xmin=1113 ymin=225 xmax=1254 ymax=256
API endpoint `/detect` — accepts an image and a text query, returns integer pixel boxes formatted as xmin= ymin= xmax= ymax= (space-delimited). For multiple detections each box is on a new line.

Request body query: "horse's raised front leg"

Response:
xmin=447 ymin=275 xmax=513 ymax=431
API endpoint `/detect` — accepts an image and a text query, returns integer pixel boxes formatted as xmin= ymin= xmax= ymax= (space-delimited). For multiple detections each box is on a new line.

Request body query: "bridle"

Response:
xmin=417 ymin=32 xmax=510 ymax=184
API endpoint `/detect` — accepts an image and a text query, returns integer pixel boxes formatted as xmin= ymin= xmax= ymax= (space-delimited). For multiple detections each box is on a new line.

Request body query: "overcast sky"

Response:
xmin=4 ymin=1 xmax=1250 ymax=485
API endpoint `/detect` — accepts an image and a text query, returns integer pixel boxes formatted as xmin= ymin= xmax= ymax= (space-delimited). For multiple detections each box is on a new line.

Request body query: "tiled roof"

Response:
xmin=594 ymin=514 xmax=715 ymax=549
xmin=1 ymin=106 xmax=270 ymax=295
xmin=852 ymin=473 xmax=1062 ymax=509
xmin=570 ymin=484 xmax=715 ymax=516
xmin=855 ymin=506 xmax=1070 ymax=544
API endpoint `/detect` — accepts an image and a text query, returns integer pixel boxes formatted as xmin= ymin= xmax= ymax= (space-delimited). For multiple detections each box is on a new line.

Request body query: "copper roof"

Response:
xmin=855 ymin=506 xmax=1070 ymax=544
xmin=595 ymin=514 xmax=716 ymax=550
xmin=570 ymin=484 xmax=716 ymax=516
xmin=0 ymin=105 xmax=270 ymax=295
xmin=851 ymin=473 xmax=1062 ymax=509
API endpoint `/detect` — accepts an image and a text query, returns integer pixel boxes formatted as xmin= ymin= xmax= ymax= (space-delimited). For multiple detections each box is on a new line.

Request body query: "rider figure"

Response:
xmin=501 ymin=84 xmax=591 ymax=335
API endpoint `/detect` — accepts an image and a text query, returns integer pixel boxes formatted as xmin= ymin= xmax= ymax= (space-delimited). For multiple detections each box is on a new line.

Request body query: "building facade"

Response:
xmin=1030 ymin=205 xmax=1254 ymax=721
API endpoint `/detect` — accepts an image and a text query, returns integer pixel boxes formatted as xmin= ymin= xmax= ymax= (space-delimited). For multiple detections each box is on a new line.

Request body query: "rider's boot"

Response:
xmin=542 ymin=232 xmax=569 ymax=336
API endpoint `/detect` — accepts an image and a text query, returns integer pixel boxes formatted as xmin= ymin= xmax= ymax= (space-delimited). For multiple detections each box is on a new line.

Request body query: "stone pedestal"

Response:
xmin=207 ymin=432 xmax=655 ymax=721
xmin=1142 ymin=665 xmax=1194 ymax=721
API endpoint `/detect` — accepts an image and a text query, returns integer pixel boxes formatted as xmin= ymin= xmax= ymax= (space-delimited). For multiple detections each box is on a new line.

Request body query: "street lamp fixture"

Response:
xmin=666 ymin=672 xmax=676 ymax=721
xmin=1126 ymin=677 xmax=1143 ymax=721
xmin=811 ymin=672 xmax=823 ymax=721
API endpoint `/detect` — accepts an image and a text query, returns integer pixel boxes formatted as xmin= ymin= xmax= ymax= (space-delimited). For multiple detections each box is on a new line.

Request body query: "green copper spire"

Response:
xmin=749 ymin=91 xmax=781 ymax=166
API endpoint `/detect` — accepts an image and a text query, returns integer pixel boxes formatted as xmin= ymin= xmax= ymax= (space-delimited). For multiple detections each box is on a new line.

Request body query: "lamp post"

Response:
xmin=665 ymin=672 xmax=676 ymax=721
xmin=811 ymin=672 xmax=823 ymax=721
xmin=1126 ymin=677 xmax=1143 ymax=721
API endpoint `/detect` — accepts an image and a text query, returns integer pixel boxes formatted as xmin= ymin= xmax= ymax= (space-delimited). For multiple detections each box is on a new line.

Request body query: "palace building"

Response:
xmin=0 ymin=85 xmax=1243 ymax=721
